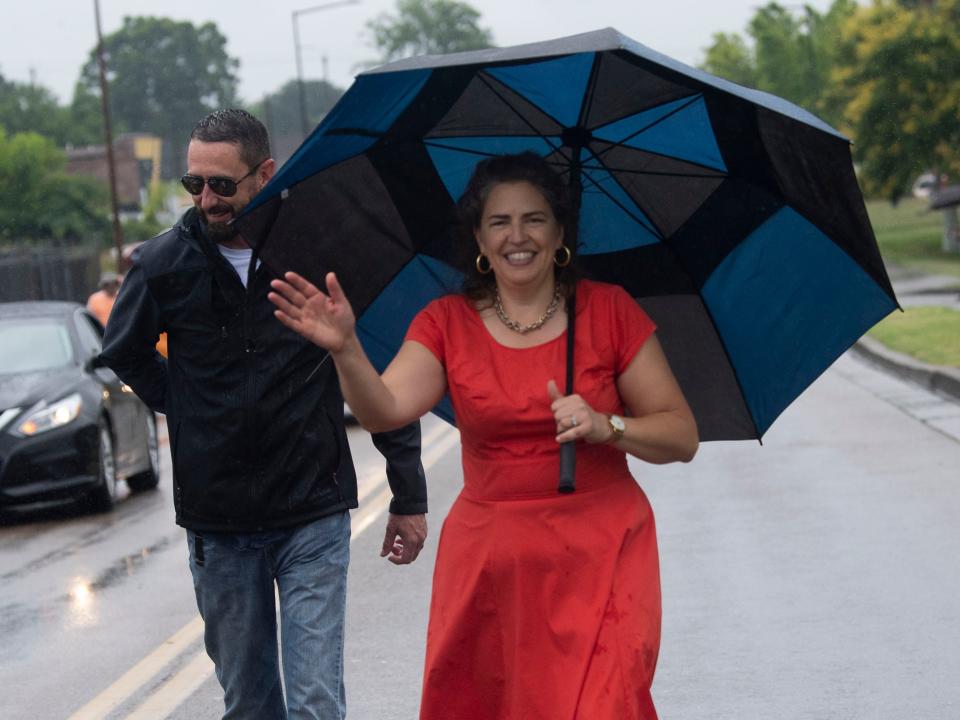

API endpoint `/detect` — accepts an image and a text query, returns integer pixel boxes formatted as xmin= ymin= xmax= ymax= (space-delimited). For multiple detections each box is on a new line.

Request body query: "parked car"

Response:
xmin=912 ymin=172 xmax=938 ymax=199
xmin=0 ymin=301 xmax=159 ymax=512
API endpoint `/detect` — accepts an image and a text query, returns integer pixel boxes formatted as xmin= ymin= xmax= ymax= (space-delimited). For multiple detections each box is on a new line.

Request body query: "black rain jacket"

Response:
xmin=100 ymin=208 xmax=427 ymax=532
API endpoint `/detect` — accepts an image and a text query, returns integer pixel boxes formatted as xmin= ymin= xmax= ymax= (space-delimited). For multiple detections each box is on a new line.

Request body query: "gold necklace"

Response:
xmin=494 ymin=285 xmax=562 ymax=334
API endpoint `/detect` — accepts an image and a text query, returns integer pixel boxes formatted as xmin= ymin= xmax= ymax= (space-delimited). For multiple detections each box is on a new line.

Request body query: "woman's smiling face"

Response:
xmin=474 ymin=180 xmax=565 ymax=291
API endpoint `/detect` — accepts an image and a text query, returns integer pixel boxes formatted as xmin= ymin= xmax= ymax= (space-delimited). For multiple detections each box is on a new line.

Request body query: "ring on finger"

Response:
xmin=569 ymin=414 xmax=578 ymax=427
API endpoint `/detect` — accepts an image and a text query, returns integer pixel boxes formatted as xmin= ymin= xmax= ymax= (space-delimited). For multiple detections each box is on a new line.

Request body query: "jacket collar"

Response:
xmin=178 ymin=208 xmax=249 ymax=305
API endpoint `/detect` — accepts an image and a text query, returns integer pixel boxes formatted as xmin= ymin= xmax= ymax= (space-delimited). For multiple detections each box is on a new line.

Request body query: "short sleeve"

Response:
xmin=606 ymin=285 xmax=657 ymax=375
xmin=404 ymin=298 xmax=447 ymax=367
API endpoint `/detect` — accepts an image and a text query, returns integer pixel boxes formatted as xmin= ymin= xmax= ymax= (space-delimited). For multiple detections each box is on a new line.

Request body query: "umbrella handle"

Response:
xmin=558 ymin=442 xmax=576 ymax=493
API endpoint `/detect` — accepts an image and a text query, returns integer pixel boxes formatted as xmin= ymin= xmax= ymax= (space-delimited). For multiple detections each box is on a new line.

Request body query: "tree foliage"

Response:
xmin=0 ymin=128 xmax=109 ymax=243
xmin=832 ymin=0 xmax=960 ymax=199
xmin=698 ymin=0 xmax=960 ymax=199
xmin=0 ymin=74 xmax=100 ymax=148
xmin=366 ymin=0 xmax=494 ymax=63
xmin=76 ymin=16 xmax=239 ymax=175
xmin=700 ymin=1 xmax=857 ymax=127
xmin=700 ymin=33 xmax=758 ymax=88
xmin=249 ymin=79 xmax=345 ymax=141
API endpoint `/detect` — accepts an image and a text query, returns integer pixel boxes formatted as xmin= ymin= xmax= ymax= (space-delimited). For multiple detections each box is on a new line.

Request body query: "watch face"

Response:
xmin=610 ymin=415 xmax=626 ymax=431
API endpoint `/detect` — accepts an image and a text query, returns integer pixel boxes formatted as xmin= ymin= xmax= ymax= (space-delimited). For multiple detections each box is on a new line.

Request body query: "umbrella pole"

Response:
xmin=558 ymin=287 xmax=577 ymax=493
xmin=558 ymin=146 xmax=584 ymax=494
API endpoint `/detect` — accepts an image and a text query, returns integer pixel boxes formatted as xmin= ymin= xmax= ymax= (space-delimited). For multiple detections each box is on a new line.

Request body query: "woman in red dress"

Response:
xmin=269 ymin=153 xmax=699 ymax=719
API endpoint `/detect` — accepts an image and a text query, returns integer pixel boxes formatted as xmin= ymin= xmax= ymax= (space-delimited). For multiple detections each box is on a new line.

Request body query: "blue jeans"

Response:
xmin=187 ymin=512 xmax=351 ymax=720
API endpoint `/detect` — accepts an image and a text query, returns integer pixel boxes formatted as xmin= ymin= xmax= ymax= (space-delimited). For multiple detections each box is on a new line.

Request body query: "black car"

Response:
xmin=0 ymin=301 xmax=159 ymax=511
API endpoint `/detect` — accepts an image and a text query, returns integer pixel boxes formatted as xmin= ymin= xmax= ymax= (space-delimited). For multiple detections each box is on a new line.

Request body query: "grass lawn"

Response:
xmin=861 ymin=197 xmax=960 ymax=368
xmin=865 ymin=197 xmax=960 ymax=279
xmin=868 ymin=306 xmax=960 ymax=368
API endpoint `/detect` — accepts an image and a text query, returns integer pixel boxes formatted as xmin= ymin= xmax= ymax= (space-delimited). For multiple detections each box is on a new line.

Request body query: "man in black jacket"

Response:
xmin=101 ymin=109 xmax=427 ymax=720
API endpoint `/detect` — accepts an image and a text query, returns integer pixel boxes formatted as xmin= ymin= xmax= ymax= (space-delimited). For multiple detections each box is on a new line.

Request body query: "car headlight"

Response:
xmin=15 ymin=393 xmax=83 ymax=437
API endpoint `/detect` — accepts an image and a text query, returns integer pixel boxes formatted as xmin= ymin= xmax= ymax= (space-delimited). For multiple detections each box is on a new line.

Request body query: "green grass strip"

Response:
xmin=868 ymin=306 xmax=960 ymax=368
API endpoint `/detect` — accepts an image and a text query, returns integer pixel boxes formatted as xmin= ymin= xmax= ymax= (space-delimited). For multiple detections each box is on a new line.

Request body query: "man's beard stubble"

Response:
xmin=201 ymin=203 xmax=239 ymax=243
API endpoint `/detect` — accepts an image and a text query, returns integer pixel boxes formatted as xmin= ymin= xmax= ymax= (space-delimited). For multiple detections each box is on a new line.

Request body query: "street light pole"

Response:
xmin=292 ymin=0 xmax=360 ymax=140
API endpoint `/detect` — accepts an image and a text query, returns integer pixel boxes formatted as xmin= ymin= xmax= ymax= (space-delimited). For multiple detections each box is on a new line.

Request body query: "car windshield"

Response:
xmin=0 ymin=318 xmax=74 ymax=374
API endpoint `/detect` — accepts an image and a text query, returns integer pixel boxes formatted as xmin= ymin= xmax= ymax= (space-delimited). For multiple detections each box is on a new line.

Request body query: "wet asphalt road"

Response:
xmin=1 ymin=351 xmax=959 ymax=719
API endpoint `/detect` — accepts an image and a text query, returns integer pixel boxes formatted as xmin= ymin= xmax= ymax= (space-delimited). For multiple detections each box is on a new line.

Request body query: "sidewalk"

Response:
xmin=850 ymin=265 xmax=960 ymax=401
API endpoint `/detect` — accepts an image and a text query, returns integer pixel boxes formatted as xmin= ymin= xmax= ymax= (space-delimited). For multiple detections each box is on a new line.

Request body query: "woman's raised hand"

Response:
xmin=269 ymin=271 xmax=356 ymax=353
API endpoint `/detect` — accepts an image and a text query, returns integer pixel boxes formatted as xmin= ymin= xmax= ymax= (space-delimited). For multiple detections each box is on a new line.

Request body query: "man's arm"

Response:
xmin=371 ymin=422 xmax=428 ymax=565
xmin=100 ymin=261 xmax=168 ymax=414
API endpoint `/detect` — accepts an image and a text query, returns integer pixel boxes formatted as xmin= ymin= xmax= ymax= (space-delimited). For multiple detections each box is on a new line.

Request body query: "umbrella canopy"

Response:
xmin=237 ymin=27 xmax=898 ymax=441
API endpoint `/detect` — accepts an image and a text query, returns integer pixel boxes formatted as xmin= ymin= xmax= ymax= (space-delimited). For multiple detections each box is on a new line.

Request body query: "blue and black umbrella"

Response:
xmin=238 ymin=27 xmax=898 ymax=445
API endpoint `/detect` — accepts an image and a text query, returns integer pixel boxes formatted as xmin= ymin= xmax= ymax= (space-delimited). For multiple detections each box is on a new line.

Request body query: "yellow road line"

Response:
xmin=65 ymin=618 xmax=204 ymax=720
xmin=352 ymin=424 xmax=460 ymax=538
xmin=123 ymin=649 xmax=215 ymax=720
xmin=356 ymin=421 xmax=455 ymax=504
xmin=67 ymin=422 xmax=460 ymax=720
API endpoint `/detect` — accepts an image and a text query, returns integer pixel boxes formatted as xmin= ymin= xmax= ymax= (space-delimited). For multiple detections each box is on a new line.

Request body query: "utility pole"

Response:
xmin=93 ymin=0 xmax=124 ymax=273
xmin=292 ymin=0 xmax=359 ymax=139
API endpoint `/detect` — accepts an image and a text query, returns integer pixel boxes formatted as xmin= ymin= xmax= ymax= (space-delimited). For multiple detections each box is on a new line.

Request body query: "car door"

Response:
xmin=73 ymin=311 xmax=142 ymax=472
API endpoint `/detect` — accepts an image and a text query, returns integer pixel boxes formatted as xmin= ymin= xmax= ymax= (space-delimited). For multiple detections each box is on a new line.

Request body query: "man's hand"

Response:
xmin=381 ymin=513 xmax=427 ymax=565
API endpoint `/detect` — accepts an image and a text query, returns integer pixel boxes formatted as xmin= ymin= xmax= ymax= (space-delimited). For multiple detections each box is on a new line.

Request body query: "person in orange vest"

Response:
xmin=88 ymin=270 xmax=168 ymax=356
xmin=86 ymin=272 xmax=122 ymax=327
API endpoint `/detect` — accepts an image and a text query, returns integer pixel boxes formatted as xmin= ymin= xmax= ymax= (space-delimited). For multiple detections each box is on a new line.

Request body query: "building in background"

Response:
xmin=65 ymin=133 xmax=163 ymax=214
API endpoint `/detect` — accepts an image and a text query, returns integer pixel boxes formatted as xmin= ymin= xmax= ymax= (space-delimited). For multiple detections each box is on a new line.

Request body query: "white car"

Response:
xmin=912 ymin=172 xmax=938 ymax=199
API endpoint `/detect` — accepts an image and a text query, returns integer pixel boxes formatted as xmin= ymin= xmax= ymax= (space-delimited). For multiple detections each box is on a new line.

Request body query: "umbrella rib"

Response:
xmin=421 ymin=140 xmax=572 ymax=173
xmin=575 ymin=165 xmax=663 ymax=239
xmin=577 ymin=53 xmax=604 ymax=128
xmin=475 ymin=73 xmax=565 ymax=154
xmin=592 ymin=95 xmax=713 ymax=167
xmin=420 ymin=140 xmax=722 ymax=180
xmin=326 ymin=128 xmax=385 ymax=138
xmin=579 ymin=164 xmax=724 ymax=179
xmin=422 ymin=140 xmax=516 ymax=159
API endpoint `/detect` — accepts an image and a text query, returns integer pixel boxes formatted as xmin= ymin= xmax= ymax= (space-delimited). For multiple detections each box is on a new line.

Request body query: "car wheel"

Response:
xmin=89 ymin=420 xmax=118 ymax=512
xmin=127 ymin=413 xmax=160 ymax=492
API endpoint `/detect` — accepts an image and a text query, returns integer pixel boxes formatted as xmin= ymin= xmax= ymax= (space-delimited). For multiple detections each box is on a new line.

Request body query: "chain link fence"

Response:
xmin=0 ymin=244 xmax=102 ymax=304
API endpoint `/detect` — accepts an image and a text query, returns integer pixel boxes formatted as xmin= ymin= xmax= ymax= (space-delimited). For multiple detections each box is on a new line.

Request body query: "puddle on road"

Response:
xmin=0 ymin=491 xmax=166 ymax=582
xmin=0 ymin=534 xmax=175 ymax=634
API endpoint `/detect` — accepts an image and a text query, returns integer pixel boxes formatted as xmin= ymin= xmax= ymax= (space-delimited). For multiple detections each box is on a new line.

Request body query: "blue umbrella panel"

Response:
xmin=237 ymin=28 xmax=899 ymax=441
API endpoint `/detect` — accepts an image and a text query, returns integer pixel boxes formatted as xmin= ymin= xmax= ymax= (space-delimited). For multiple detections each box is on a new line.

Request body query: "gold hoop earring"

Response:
xmin=475 ymin=253 xmax=492 ymax=274
xmin=554 ymin=246 xmax=572 ymax=268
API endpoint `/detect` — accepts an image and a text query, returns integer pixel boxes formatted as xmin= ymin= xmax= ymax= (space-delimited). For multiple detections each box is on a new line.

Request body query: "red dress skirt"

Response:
xmin=406 ymin=281 xmax=661 ymax=720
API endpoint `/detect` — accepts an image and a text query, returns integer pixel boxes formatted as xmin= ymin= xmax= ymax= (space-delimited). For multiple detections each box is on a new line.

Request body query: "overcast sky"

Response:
xmin=3 ymin=0 xmax=835 ymax=104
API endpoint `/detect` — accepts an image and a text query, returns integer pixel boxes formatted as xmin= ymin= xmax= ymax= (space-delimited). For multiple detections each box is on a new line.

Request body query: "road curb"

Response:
xmin=851 ymin=336 xmax=960 ymax=402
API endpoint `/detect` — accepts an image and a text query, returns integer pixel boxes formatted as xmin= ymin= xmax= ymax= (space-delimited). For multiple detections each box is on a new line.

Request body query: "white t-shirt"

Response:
xmin=217 ymin=245 xmax=260 ymax=288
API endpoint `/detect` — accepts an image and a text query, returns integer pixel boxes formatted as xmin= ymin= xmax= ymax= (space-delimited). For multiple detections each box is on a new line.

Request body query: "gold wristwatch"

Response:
xmin=606 ymin=414 xmax=625 ymax=443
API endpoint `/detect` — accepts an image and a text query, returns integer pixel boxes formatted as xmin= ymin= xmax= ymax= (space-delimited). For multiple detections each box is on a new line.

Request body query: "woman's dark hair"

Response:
xmin=456 ymin=152 xmax=580 ymax=304
xmin=191 ymin=108 xmax=271 ymax=170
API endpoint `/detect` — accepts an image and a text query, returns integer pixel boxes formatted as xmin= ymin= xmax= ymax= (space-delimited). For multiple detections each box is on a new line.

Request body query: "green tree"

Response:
xmin=0 ymin=75 xmax=68 ymax=141
xmin=700 ymin=33 xmax=758 ymax=88
xmin=0 ymin=128 xmax=110 ymax=243
xmin=700 ymin=1 xmax=857 ymax=126
xmin=832 ymin=0 xmax=960 ymax=200
xmin=0 ymin=73 xmax=104 ymax=148
xmin=76 ymin=16 xmax=239 ymax=176
xmin=66 ymin=82 xmax=106 ymax=147
xmin=366 ymin=0 xmax=494 ymax=63
xmin=249 ymin=79 xmax=345 ymax=141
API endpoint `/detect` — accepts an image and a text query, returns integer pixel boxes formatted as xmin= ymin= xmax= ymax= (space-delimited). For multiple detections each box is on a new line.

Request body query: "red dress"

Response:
xmin=406 ymin=280 xmax=661 ymax=720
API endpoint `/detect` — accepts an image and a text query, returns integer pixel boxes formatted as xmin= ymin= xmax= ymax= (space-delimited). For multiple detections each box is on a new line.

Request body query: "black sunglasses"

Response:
xmin=180 ymin=160 xmax=265 ymax=197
